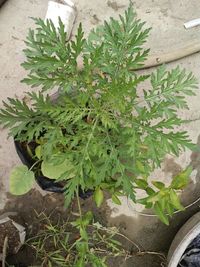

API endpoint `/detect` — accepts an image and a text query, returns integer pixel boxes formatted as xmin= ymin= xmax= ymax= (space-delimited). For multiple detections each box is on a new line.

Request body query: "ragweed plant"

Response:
xmin=0 ymin=6 xmax=198 ymax=224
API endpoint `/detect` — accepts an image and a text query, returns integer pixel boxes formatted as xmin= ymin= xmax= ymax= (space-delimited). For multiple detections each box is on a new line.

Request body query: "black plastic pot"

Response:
xmin=14 ymin=140 xmax=93 ymax=199
xmin=0 ymin=0 xmax=8 ymax=7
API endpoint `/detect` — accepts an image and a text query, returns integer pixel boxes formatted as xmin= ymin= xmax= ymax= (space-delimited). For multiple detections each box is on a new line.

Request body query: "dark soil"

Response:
xmin=0 ymin=190 xmax=165 ymax=267
xmin=0 ymin=190 xmax=113 ymax=266
xmin=0 ymin=220 xmax=21 ymax=255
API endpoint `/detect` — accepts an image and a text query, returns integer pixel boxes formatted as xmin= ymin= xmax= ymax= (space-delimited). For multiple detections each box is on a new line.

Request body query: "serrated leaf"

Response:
xmin=145 ymin=202 xmax=153 ymax=209
xmin=170 ymin=189 xmax=184 ymax=211
xmin=147 ymin=193 xmax=160 ymax=203
xmin=76 ymin=241 xmax=87 ymax=254
xmin=94 ymin=187 xmax=104 ymax=207
xmin=154 ymin=202 xmax=169 ymax=225
xmin=159 ymin=196 xmax=167 ymax=210
xmin=10 ymin=165 xmax=35 ymax=195
xmin=166 ymin=202 xmax=174 ymax=217
xmin=152 ymin=181 xmax=165 ymax=190
xmin=111 ymin=194 xmax=121 ymax=205
xmin=82 ymin=211 xmax=93 ymax=226
xmin=80 ymin=228 xmax=88 ymax=240
xmin=171 ymin=167 xmax=192 ymax=190
xmin=135 ymin=179 xmax=148 ymax=189
xmin=136 ymin=160 xmax=145 ymax=173
xmin=138 ymin=197 xmax=148 ymax=205
xmin=146 ymin=187 xmax=156 ymax=196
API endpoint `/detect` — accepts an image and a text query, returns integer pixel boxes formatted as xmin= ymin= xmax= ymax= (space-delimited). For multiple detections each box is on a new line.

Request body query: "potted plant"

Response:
xmin=0 ymin=6 xmax=198 ymax=225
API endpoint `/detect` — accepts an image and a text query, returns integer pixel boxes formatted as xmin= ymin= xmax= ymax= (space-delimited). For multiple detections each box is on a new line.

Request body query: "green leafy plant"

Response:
xmin=0 ymin=6 xmax=198 ymax=224
xmin=27 ymin=206 xmax=166 ymax=267
xmin=28 ymin=210 xmax=131 ymax=267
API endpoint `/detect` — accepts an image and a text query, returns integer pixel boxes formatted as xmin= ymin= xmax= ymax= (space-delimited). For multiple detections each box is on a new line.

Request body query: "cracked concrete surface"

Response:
xmin=1 ymin=0 xmax=200 ymax=265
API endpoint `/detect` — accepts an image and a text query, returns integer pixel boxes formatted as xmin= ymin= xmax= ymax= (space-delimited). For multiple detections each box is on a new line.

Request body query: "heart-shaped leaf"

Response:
xmin=10 ymin=165 xmax=35 ymax=195
xmin=41 ymin=159 xmax=72 ymax=180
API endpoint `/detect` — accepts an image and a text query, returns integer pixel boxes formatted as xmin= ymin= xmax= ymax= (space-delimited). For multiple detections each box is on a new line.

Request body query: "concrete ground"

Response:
xmin=1 ymin=0 xmax=200 ymax=266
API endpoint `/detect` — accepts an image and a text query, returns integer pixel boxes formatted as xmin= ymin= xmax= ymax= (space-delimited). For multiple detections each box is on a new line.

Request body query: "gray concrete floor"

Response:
xmin=1 ymin=0 xmax=200 ymax=266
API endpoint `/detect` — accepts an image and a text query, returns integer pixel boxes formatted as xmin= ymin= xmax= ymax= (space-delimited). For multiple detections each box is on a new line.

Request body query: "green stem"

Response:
xmin=80 ymin=117 xmax=99 ymax=168
xmin=75 ymin=189 xmax=82 ymax=219
xmin=29 ymin=160 xmax=41 ymax=171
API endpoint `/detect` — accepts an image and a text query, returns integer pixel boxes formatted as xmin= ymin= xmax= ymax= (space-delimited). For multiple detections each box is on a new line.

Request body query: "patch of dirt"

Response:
xmin=90 ymin=14 xmax=101 ymax=25
xmin=107 ymin=1 xmax=126 ymax=11
xmin=163 ymin=157 xmax=182 ymax=176
xmin=0 ymin=189 xmax=115 ymax=266
xmin=0 ymin=220 xmax=21 ymax=256
xmin=0 ymin=188 xmax=168 ymax=267
xmin=190 ymin=135 xmax=200 ymax=170
xmin=1 ymin=190 xmax=65 ymax=266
